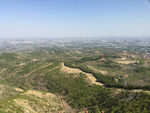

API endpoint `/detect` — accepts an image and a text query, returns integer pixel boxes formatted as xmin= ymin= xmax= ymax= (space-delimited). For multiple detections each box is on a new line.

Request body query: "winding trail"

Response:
xmin=25 ymin=63 xmax=52 ymax=77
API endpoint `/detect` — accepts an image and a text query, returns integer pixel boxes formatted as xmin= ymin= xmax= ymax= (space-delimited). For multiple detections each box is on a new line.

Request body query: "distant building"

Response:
xmin=142 ymin=53 xmax=150 ymax=59
xmin=146 ymin=53 xmax=150 ymax=58
xmin=128 ymin=54 xmax=138 ymax=58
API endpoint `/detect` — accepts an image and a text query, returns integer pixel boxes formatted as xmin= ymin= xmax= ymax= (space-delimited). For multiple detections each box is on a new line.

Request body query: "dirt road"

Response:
xmin=25 ymin=63 xmax=52 ymax=77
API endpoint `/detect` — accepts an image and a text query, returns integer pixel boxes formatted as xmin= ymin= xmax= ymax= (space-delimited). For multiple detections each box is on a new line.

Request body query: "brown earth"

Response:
xmin=60 ymin=62 xmax=104 ymax=86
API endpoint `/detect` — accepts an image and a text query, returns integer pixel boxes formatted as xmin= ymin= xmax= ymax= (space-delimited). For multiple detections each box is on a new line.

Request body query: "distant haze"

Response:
xmin=0 ymin=0 xmax=150 ymax=38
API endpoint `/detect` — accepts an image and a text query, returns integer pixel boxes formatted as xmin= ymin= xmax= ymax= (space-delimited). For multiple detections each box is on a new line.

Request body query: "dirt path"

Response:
xmin=47 ymin=66 xmax=59 ymax=73
xmin=115 ymin=60 xmax=138 ymax=64
xmin=61 ymin=62 xmax=104 ymax=86
xmin=25 ymin=63 xmax=52 ymax=77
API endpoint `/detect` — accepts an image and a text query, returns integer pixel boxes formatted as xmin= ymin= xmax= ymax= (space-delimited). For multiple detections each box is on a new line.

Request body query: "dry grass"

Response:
xmin=14 ymin=90 xmax=76 ymax=113
xmin=87 ymin=65 xmax=108 ymax=75
xmin=60 ymin=62 xmax=104 ymax=86
xmin=14 ymin=99 xmax=37 ymax=113
xmin=114 ymin=60 xmax=138 ymax=64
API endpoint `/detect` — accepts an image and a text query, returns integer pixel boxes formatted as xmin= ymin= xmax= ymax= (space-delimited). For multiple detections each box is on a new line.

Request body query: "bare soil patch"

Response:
xmin=60 ymin=62 xmax=104 ymax=86
xmin=14 ymin=90 xmax=75 ymax=113
xmin=87 ymin=65 xmax=108 ymax=75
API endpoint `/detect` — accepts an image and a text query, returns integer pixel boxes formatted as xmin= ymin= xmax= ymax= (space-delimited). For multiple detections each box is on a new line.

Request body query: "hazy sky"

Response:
xmin=0 ymin=0 xmax=150 ymax=38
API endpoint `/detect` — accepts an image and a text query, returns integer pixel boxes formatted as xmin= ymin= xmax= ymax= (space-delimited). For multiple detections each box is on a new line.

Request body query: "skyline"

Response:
xmin=0 ymin=0 xmax=150 ymax=38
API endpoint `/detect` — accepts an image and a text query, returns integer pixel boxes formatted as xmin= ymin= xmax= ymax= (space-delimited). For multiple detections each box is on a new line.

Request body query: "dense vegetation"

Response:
xmin=64 ymin=61 xmax=150 ymax=90
xmin=44 ymin=65 xmax=150 ymax=113
xmin=0 ymin=41 xmax=150 ymax=113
